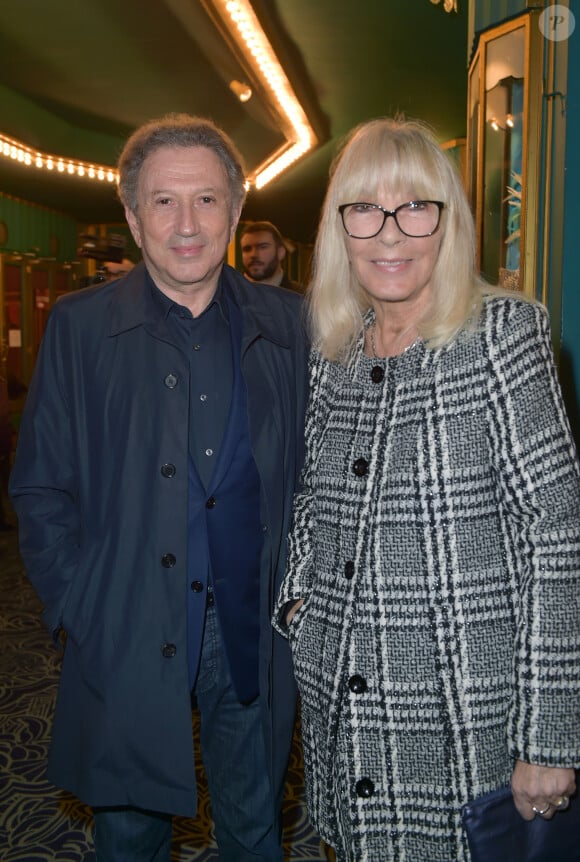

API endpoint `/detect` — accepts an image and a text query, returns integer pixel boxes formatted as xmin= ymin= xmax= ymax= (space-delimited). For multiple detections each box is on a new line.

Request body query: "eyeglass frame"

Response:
xmin=338 ymin=200 xmax=445 ymax=239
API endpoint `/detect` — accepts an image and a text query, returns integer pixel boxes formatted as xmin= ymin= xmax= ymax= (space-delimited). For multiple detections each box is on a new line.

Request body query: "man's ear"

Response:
xmin=277 ymin=244 xmax=287 ymax=264
xmin=229 ymin=203 xmax=243 ymax=243
xmin=125 ymin=207 xmax=142 ymax=248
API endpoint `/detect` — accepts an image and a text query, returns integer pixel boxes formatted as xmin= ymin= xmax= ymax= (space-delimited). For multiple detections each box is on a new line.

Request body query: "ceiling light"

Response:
xmin=229 ymin=79 xmax=252 ymax=102
xmin=202 ymin=0 xmax=318 ymax=188
xmin=430 ymin=0 xmax=458 ymax=11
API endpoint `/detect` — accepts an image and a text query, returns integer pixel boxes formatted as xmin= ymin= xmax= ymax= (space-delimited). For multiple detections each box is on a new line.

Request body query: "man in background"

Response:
xmin=240 ymin=220 xmax=303 ymax=292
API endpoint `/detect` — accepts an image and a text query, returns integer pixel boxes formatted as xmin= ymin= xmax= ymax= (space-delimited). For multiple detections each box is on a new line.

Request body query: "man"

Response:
xmin=10 ymin=114 xmax=308 ymax=862
xmin=240 ymin=220 xmax=303 ymax=292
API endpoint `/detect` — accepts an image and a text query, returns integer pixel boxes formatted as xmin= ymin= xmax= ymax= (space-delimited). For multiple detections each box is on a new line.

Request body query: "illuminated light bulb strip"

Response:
xmin=208 ymin=0 xmax=317 ymax=187
xmin=0 ymin=132 xmax=118 ymax=183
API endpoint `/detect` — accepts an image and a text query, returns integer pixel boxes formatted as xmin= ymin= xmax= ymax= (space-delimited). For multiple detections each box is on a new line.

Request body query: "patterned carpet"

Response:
xmin=0 ymin=519 xmax=332 ymax=861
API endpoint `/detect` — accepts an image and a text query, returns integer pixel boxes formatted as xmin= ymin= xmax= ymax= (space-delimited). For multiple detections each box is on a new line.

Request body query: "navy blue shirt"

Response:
xmin=148 ymin=274 xmax=233 ymax=490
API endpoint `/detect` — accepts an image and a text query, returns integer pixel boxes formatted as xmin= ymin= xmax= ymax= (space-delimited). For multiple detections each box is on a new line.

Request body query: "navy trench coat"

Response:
xmin=9 ymin=262 xmax=308 ymax=817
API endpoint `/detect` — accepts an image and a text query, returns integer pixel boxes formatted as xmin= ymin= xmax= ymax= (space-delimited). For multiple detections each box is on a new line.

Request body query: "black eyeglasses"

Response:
xmin=338 ymin=200 xmax=445 ymax=239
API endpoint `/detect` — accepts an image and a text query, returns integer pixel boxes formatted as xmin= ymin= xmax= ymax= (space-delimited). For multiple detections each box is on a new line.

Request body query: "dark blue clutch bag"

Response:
xmin=461 ymin=785 xmax=580 ymax=862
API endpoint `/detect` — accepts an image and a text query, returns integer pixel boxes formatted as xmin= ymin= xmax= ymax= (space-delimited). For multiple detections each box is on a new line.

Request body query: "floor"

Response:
xmin=0 ymin=517 xmax=332 ymax=861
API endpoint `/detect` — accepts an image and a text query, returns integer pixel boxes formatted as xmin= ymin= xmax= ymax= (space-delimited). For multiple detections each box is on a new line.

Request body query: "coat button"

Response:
xmin=352 ymin=458 xmax=368 ymax=477
xmin=356 ymin=778 xmax=375 ymax=798
xmin=370 ymin=365 xmax=385 ymax=383
xmin=191 ymin=580 xmax=204 ymax=592
xmin=161 ymin=463 xmax=176 ymax=478
xmin=348 ymin=674 xmax=367 ymax=694
xmin=206 ymin=496 xmax=216 ymax=509
xmin=164 ymin=373 xmax=178 ymax=389
xmin=161 ymin=553 xmax=176 ymax=568
xmin=161 ymin=643 xmax=177 ymax=658
xmin=344 ymin=560 xmax=355 ymax=579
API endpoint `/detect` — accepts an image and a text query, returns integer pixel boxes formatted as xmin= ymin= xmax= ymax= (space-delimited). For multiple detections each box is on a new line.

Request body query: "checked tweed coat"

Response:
xmin=274 ymin=296 xmax=580 ymax=862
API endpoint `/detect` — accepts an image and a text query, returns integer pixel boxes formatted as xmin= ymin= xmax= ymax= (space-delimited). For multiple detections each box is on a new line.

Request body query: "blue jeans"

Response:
xmin=93 ymin=807 xmax=172 ymax=862
xmin=194 ymin=602 xmax=283 ymax=861
xmin=93 ymin=604 xmax=283 ymax=862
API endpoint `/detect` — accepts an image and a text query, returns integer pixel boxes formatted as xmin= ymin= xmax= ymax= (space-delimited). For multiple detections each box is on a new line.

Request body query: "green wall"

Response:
xmin=473 ymin=0 xmax=527 ymax=32
xmin=0 ymin=193 xmax=78 ymax=261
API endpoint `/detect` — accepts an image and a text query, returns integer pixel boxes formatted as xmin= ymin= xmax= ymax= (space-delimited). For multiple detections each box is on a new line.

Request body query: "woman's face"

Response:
xmin=343 ymin=188 xmax=443 ymax=317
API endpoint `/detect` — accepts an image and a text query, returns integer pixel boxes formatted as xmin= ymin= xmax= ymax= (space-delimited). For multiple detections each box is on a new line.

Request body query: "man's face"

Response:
xmin=125 ymin=145 xmax=240 ymax=309
xmin=241 ymin=230 xmax=285 ymax=282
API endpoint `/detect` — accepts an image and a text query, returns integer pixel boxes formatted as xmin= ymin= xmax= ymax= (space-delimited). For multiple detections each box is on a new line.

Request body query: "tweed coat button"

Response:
xmin=164 ymin=373 xmax=178 ymax=389
xmin=348 ymin=674 xmax=367 ymax=694
xmin=370 ymin=365 xmax=385 ymax=383
xmin=161 ymin=463 xmax=176 ymax=478
xmin=344 ymin=560 xmax=355 ymax=579
xmin=161 ymin=643 xmax=177 ymax=658
xmin=356 ymin=778 xmax=375 ymax=798
xmin=206 ymin=496 xmax=216 ymax=509
xmin=190 ymin=580 xmax=204 ymax=592
xmin=352 ymin=458 xmax=368 ymax=477
xmin=161 ymin=553 xmax=176 ymax=568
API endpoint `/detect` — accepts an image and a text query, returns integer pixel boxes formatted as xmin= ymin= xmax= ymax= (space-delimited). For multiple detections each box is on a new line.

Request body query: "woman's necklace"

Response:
xmin=369 ymin=321 xmax=419 ymax=359
xmin=369 ymin=323 xmax=380 ymax=359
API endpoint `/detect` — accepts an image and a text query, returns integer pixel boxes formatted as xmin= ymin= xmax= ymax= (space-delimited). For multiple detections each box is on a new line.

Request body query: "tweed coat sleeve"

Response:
xmin=483 ymin=298 xmax=580 ymax=766
xmin=273 ymin=347 xmax=331 ymax=634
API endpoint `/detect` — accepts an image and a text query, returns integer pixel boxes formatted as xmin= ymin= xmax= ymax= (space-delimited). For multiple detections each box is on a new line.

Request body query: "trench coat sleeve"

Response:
xmin=273 ymin=348 xmax=332 ymax=635
xmin=484 ymin=300 xmax=580 ymax=766
xmin=9 ymin=301 xmax=79 ymax=638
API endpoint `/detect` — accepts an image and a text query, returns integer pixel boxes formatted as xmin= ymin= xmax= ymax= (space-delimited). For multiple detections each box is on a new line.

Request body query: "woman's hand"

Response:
xmin=285 ymin=599 xmax=304 ymax=627
xmin=511 ymin=760 xmax=576 ymax=821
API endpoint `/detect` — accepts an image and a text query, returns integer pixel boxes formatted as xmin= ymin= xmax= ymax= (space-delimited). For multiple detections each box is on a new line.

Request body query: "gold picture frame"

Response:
xmin=467 ymin=12 xmax=543 ymax=297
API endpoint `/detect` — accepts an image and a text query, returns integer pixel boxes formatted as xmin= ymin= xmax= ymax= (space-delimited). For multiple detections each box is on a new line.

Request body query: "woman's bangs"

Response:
xmin=338 ymin=133 xmax=445 ymax=205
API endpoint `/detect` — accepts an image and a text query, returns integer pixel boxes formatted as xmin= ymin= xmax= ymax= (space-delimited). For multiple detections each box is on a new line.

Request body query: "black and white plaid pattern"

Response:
xmin=275 ymin=296 xmax=580 ymax=862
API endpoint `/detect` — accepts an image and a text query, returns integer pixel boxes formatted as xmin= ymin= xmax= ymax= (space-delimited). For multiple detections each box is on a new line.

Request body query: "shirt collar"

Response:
xmin=147 ymin=269 xmax=229 ymax=324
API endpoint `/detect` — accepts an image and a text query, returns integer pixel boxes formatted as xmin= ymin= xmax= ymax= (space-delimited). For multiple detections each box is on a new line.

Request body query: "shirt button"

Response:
xmin=371 ymin=365 xmax=385 ymax=383
xmin=344 ymin=560 xmax=355 ymax=579
xmin=193 ymin=344 xmax=201 ymax=351
xmin=352 ymin=458 xmax=368 ymax=477
xmin=206 ymin=496 xmax=216 ymax=509
xmin=200 ymin=394 xmax=207 ymax=402
xmin=160 ymin=463 xmax=176 ymax=478
xmin=191 ymin=580 xmax=204 ymax=592
xmin=161 ymin=553 xmax=176 ymax=568
xmin=161 ymin=643 xmax=177 ymax=658
xmin=356 ymin=778 xmax=375 ymax=798
xmin=164 ymin=373 xmax=178 ymax=389
xmin=205 ymin=448 xmax=213 ymax=457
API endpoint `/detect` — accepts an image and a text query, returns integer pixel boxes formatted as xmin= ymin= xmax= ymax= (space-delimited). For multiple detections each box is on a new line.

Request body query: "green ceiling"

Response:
xmin=0 ymin=0 xmax=468 ymax=244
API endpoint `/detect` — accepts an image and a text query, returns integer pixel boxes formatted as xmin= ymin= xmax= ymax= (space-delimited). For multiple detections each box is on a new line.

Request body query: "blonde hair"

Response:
xmin=308 ymin=117 xmax=488 ymax=361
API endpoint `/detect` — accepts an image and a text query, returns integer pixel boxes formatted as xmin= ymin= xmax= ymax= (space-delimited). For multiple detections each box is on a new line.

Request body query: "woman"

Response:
xmin=274 ymin=117 xmax=580 ymax=861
